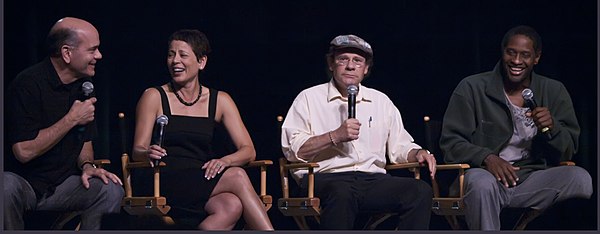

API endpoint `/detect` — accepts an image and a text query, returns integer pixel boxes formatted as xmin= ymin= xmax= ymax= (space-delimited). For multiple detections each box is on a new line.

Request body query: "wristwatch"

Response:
xmin=80 ymin=161 xmax=97 ymax=170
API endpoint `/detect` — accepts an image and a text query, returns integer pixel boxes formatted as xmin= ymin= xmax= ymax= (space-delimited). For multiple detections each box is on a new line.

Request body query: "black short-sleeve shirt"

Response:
xmin=5 ymin=57 xmax=97 ymax=199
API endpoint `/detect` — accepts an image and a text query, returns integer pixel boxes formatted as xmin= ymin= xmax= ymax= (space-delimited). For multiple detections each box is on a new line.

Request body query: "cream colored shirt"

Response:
xmin=281 ymin=80 xmax=422 ymax=182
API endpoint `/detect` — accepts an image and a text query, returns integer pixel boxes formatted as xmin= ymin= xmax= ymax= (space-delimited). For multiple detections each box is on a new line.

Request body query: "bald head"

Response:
xmin=52 ymin=17 xmax=96 ymax=31
xmin=46 ymin=17 xmax=99 ymax=57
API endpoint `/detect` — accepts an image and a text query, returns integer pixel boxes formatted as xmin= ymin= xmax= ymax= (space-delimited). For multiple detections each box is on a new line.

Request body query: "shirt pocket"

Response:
xmin=473 ymin=120 xmax=508 ymax=147
xmin=364 ymin=118 xmax=385 ymax=156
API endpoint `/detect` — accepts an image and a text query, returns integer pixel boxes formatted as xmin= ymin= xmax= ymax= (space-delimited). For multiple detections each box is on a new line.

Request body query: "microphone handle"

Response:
xmin=524 ymin=98 xmax=537 ymax=110
xmin=348 ymin=94 xmax=356 ymax=119
xmin=154 ymin=124 xmax=165 ymax=166
xmin=79 ymin=93 xmax=93 ymax=102
xmin=77 ymin=93 xmax=94 ymax=132
xmin=78 ymin=125 xmax=86 ymax=133
xmin=526 ymin=99 xmax=552 ymax=138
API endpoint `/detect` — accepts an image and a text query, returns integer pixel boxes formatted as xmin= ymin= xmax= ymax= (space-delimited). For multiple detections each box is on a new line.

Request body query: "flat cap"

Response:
xmin=329 ymin=34 xmax=373 ymax=57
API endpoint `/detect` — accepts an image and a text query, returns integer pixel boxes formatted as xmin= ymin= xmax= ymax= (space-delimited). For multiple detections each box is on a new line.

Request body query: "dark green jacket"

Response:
xmin=440 ymin=62 xmax=579 ymax=181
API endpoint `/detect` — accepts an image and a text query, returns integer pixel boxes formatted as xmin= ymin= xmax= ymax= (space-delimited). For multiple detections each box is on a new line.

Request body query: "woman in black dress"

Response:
xmin=132 ymin=29 xmax=273 ymax=230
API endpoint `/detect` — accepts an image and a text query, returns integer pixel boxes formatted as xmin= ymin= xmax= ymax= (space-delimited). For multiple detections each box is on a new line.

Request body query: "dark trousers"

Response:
xmin=300 ymin=171 xmax=432 ymax=230
xmin=4 ymin=172 xmax=124 ymax=230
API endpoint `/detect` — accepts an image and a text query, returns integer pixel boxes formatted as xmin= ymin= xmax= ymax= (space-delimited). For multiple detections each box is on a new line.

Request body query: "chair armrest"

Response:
xmin=93 ymin=159 xmax=111 ymax=167
xmin=280 ymin=160 xmax=320 ymax=199
xmin=386 ymin=162 xmax=424 ymax=179
xmin=244 ymin=160 xmax=272 ymax=193
xmin=282 ymin=162 xmax=320 ymax=170
xmin=126 ymin=161 xmax=167 ymax=169
xmin=431 ymin=163 xmax=470 ymax=199
xmin=560 ymin=161 xmax=575 ymax=166
xmin=244 ymin=160 xmax=274 ymax=168
xmin=436 ymin=163 xmax=470 ymax=170
xmin=385 ymin=162 xmax=422 ymax=170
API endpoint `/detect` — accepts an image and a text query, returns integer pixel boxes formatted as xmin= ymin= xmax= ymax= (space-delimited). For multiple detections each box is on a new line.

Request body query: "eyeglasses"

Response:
xmin=335 ymin=56 xmax=366 ymax=68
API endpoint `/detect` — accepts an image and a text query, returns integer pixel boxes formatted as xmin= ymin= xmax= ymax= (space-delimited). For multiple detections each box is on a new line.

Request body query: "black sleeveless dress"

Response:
xmin=133 ymin=86 xmax=225 ymax=224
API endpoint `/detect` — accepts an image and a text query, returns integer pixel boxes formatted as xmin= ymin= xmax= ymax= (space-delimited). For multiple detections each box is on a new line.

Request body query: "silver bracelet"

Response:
xmin=328 ymin=131 xmax=337 ymax=146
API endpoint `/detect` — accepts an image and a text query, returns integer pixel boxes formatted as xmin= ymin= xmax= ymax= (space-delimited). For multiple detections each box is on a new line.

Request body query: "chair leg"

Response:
xmin=50 ymin=212 xmax=79 ymax=230
xmin=162 ymin=216 xmax=175 ymax=225
xmin=363 ymin=213 xmax=393 ymax=230
xmin=513 ymin=209 xmax=542 ymax=230
xmin=444 ymin=215 xmax=462 ymax=230
xmin=292 ymin=216 xmax=310 ymax=230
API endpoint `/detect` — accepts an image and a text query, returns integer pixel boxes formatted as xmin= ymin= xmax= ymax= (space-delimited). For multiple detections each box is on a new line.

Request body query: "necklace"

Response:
xmin=171 ymin=81 xmax=202 ymax=106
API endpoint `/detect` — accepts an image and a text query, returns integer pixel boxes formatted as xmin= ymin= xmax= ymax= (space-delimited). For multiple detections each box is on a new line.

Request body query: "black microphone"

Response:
xmin=347 ymin=85 xmax=358 ymax=119
xmin=522 ymin=88 xmax=551 ymax=136
xmin=154 ymin=115 xmax=169 ymax=166
xmin=78 ymin=81 xmax=95 ymax=133
xmin=80 ymin=81 xmax=94 ymax=101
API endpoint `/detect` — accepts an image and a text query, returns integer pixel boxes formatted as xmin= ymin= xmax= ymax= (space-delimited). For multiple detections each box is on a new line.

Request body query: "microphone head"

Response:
xmin=156 ymin=114 xmax=169 ymax=126
xmin=347 ymin=85 xmax=359 ymax=96
xmin=82 ymin=81 xmax=94 ymax=96
xmin=522 ymin=88 xmax=534 ymax=101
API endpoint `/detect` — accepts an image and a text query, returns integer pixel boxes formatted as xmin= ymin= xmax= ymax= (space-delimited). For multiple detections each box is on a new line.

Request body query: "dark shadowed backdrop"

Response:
xmin=4 ymin=0 xmax=597 ymax=230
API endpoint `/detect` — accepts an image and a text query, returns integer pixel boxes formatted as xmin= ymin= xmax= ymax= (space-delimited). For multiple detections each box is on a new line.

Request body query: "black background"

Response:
xmin=4 ymin=0 xmax=597 ymax=230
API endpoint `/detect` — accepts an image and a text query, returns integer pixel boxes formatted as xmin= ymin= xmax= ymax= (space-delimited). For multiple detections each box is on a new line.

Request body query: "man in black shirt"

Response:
xmin=4 ymin=17 xmax=124 ymax=230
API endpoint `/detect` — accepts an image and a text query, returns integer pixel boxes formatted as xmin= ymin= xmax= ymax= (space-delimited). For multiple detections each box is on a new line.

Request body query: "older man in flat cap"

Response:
xmin=281 ymin=34 xmax=436 ymax=230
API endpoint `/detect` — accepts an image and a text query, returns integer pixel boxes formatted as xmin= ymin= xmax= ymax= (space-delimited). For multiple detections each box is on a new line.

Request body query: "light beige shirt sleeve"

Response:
xmin=281 ymin=80 xmax=421 ymax=182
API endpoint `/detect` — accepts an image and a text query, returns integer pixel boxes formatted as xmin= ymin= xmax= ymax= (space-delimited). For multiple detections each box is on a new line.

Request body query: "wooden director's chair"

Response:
xmin=424 ymin=115 xmax=575 ymax=230
xmin=275 ymin=115 xmax=426 ymax=230
xmin=117 ymin=112 xmax=272 ymax=229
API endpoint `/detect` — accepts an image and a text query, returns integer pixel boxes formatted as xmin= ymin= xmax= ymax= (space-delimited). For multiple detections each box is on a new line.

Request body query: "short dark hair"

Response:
xmin=501 ymin=25 xmax=543 ymax=54
xmin=46 ymin=28 xmax=81 ymax=57
xmin=168 ymin=29 xmax=211 ymax=61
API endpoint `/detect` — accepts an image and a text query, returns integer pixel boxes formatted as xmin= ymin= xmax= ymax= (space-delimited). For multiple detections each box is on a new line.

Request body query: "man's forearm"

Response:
xmin=297 ymin=132 xmax=336 ymax=161
xmin=12 ymin=115 xmax=78 ymax=163
xmin=77 ymin=141 xmax=95 ymax=170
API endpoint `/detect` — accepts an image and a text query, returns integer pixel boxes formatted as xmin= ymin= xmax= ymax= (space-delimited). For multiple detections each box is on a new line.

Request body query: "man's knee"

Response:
xmin=402 ymin=179 xmax=433 ymax=211
xmin=417 ymin=179 xmax=433 ymax=204
xmin=89 ymin=179 xmax=124 ymax=211
xmin=3 ymin=172 xmax=35 ymax=207
xmin=104 ymin=181 xmax=125 ymax=203
xmin=4 ymin=173 xmax=23 ymax=198
xmin=414 ymin=179 xmax=433 ymax=196
xmin=464 ymin=169 xmax=499 ymax=197
xmin=559 ymin=166 xmax=593 ymax=198
xmin=318 ymin=182 xmax=354 ymax=204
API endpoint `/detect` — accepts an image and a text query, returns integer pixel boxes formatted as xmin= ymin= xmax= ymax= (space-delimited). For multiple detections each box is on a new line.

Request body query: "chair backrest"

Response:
xmin=118 ymin=113 xmax=172 ymax=219
xmin=424 ymin=116 xmax=444 ymax=162
xmin=118 ymin=113 xmax=132 ymax=198
xmin=277 ymin=115 xmax=423 ymax=230
xmin=424 ymin=114 xmax=568 ymax=230
xmin=424 ymin=115 xmax=458 ymax=195
xmin=277 ymin=115 xmax=321 ymax=230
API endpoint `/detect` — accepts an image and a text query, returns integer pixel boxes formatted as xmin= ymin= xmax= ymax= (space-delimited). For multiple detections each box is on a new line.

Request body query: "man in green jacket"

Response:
xmin=440 ymin=25 xmax=592 ymax=230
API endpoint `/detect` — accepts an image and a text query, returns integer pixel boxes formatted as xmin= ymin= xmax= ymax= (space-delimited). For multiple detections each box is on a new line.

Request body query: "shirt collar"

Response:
xmin=44 ymin=57 xmax=65 ymax=90
xmin=44 ymin=57 xmax=92 ymax=91
xmin=326 ymin=79 xmax=371 ymax=103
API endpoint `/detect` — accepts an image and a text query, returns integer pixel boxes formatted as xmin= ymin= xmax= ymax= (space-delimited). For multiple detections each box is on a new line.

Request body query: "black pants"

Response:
xmin=300 ymin=171 xmax=432 ymax=230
